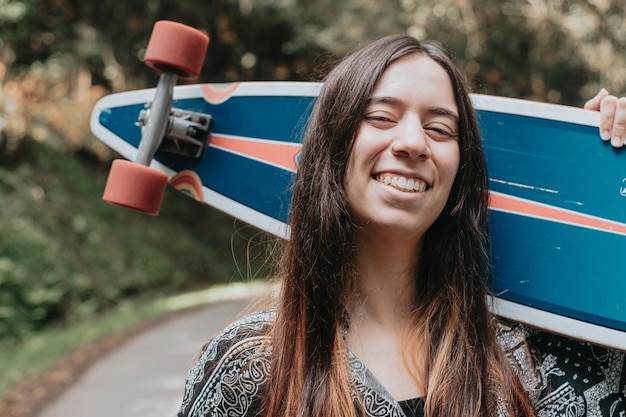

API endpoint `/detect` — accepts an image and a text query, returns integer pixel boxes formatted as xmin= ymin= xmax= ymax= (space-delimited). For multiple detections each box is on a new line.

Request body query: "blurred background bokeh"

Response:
xmin=0 ymin=0 xmax=624 ymax=409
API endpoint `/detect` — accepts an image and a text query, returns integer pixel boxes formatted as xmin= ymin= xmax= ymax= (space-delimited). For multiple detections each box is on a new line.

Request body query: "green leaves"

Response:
xmin=0 ymin=140 xmax=267 ymax=344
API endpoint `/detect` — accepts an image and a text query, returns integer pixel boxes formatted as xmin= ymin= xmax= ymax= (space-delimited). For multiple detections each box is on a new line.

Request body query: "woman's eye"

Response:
xmin=425 ymin=126 xmax=458 ymax=140
xmin=364 ymin=114 xmax=396 ymax=125
xmin=427 ymin=128 xmax=452 ymax=137
xmin=365 ymin=116 xmax=390 ymax=122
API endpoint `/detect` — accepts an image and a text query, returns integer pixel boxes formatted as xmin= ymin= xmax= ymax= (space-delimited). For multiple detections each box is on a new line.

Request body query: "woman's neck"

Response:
xmin=345 ymin=231 xmax=427 ymax=400
xmin=349 ymin=230 xmax=422 ymax=327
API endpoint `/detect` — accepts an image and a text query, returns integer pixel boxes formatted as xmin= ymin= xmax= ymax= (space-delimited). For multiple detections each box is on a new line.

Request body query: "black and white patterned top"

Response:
xmin=528 ymin=331 xmax=626 ymax=417
xmin=177 ymin=310 xmax=625 ymax=417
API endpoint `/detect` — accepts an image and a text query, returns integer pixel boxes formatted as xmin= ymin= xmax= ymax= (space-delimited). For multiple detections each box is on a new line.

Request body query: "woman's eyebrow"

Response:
xmin=366 ymin=96 xmax=403 ymax=106
xmin=429 ymin=107 xmax=459 ymax=124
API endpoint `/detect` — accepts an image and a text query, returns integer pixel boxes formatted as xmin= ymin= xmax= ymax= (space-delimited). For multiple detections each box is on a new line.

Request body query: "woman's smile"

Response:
xmin=375 ymin=173 xmax=429 ymax=193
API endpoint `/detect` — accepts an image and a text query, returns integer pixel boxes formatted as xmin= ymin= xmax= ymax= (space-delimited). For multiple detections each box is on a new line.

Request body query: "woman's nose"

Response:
xmin=391 ymin=120 xmax=431 ymax=160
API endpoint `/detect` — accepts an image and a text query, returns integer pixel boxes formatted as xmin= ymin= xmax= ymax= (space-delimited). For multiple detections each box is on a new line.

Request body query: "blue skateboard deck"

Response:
xmin=90 ymin=82 xmax=626 ymax=351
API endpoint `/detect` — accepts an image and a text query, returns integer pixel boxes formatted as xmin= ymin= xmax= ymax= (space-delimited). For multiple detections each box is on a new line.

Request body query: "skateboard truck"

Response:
xmin=138 ymin=107 xmax=212 ymax=159
xmin=102 ymin=21 xmax=209 ymax=215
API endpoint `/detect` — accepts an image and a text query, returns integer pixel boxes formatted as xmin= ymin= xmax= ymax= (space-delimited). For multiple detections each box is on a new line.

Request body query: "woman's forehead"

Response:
xmin=370 ymin=54 xmax=458 ymax=116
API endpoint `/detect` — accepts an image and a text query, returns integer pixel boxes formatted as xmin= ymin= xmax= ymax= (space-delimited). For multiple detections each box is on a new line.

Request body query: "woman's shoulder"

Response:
xmin=497 ymin=320 xmax=626 ymax=417
xmin=201 ymin=308 xmax=275 ymax=357
xmin=191 ymin=308 xmax=275 ymax=372
xmin=527 ymin=330 xmax=626 ymax=417
xmin=178 ymin=309 xmax=275 ymax=417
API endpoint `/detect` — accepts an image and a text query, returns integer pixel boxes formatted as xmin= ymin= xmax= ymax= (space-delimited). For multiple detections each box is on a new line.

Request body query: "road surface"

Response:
xmin=36 ymin=295 xmax=255 ymax=417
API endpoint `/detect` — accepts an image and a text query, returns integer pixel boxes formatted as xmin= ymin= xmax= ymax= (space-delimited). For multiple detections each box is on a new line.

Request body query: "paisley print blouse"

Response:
xmin=177 ymin=310 xmax=625 ymax=417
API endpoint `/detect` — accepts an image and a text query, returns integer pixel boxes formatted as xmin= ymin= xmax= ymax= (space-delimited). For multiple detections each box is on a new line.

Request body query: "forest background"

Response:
xmin=0 ymin=0 xmax=625 ymax=400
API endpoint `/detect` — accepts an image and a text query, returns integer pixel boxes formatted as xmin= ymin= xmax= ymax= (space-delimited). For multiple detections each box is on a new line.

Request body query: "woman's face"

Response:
xmin=344 ymin=54 xmax=460 ymax=242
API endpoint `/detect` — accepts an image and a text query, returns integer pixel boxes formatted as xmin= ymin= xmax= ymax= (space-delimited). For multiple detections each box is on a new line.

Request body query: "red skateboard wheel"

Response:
xmin=144 ymin=21 xmax=209 ymax=80
xmin=103 ymin=159 xmax=169 ymax=215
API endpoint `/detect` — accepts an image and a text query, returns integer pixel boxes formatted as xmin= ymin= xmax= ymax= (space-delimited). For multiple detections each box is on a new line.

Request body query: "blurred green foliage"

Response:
xmin=1 ymin=0 xmax=623 ymax=101
xmin=0 ymin=0 xmax=624 ymax=344
xmin=0 ymin=138 xmax=270 ymax=343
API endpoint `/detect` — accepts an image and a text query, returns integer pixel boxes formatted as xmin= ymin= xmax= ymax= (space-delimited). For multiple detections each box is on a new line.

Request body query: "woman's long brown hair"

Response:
xmin=262 ymin=35 xmax=536 ymax=417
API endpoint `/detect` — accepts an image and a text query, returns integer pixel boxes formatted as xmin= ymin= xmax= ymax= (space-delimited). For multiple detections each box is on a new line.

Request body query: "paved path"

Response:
xmin=36 ymin=297 xmax=253 ymax=417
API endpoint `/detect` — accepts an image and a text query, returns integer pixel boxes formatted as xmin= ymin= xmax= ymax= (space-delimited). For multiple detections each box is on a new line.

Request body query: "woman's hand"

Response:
xmin=584 ymin=89 xmax=626 ymax=147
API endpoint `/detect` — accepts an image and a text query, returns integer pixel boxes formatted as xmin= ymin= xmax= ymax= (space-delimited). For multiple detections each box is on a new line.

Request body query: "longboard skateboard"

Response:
xmin=90 ymin=21 xmax=626 ymax=351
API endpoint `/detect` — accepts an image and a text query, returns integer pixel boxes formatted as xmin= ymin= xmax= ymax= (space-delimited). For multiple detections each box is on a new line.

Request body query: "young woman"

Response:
xmin=177 ymin=35 xmax=625 ymax=417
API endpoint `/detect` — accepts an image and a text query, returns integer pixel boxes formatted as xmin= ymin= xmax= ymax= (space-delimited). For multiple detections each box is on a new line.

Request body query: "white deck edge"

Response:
xmin=93 ymin=83 xmax=601 ymax=128
xmin=471 ymin=94 xmax=601 ymax=128
xmin=489 ymin=296 xmax=626 ymax=351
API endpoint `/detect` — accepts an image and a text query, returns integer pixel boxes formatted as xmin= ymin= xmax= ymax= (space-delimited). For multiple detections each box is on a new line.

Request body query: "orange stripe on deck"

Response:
xmin=210 ymin=135 xmax=301 ymax=172
xmin=489 ymin=192 xmax=626 ymax=236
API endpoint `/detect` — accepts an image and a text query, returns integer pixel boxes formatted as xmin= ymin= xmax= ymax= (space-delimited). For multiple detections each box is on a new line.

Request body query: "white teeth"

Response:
xmin=376 ymin=174 xmax=427 ymax=192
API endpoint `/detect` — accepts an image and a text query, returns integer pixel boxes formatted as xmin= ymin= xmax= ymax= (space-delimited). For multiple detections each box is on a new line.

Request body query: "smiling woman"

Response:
xmin=176 ymin=35 xmax=535 ymax=417
xmin=176 ymin=34 xmax=626 ymax=417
